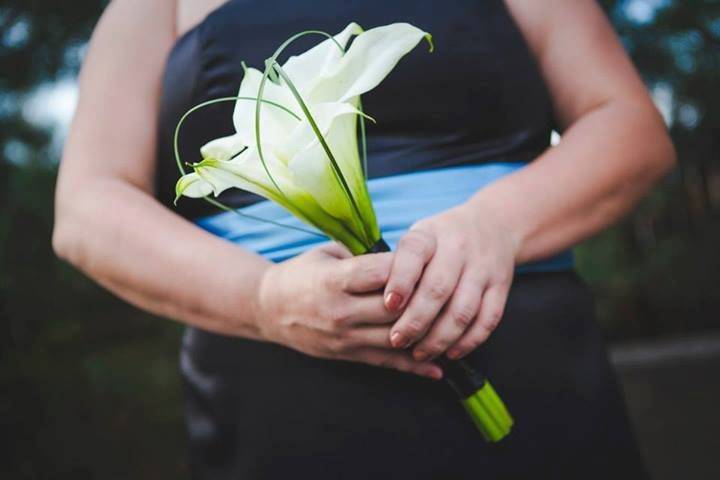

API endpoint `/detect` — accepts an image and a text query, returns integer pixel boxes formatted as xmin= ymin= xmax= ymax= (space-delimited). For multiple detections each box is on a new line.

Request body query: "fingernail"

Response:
xmin=390 ymin=331 xmax=406 ymax=348
xmin=384 ymin=292 xmax=404 ymax=312
xmin=414 ymin=350 xmax=428 ymax=362
xmin=447 ymin=349 xmax=461 ymax=359
xmin=430 ymin=367 xmax=443 ymax=380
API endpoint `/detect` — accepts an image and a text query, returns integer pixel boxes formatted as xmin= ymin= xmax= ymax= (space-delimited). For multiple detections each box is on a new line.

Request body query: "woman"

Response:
xmin=53 ymin=0 xmax=674 ymax=478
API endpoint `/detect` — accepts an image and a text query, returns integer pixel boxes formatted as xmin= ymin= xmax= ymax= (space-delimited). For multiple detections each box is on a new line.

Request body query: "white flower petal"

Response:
xmin=200 ymin=133 xmax=245 ymax=161
xmin=195 ymin=146 xmax=289 ymax=203
xmin=234 ymin=67 xmax=300 ymax=148
xmin=288 ymin=107 xmax=369 ymax=226
xmin=282 ymin=22 xmax=363 ymax=95
xmin=307 ymin=23 xmax=430 ymax=104
xmin=175 ymin=172 xmax=213 ymax=200
xmin=278 ymin=102 xmax=365 ymax=161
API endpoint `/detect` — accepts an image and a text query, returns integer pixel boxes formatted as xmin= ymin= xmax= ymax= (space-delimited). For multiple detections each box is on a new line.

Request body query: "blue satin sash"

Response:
xmin=194 ymin=163 xmax=574 ymax=272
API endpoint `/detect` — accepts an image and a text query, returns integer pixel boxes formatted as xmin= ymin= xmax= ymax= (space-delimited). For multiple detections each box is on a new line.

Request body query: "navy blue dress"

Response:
xmin=155 ymin=1 xmax=648 ymax=477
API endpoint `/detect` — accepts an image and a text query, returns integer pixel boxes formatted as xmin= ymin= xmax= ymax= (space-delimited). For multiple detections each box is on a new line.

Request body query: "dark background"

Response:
xmin=1 ymin=1 xmax=719 ymax=478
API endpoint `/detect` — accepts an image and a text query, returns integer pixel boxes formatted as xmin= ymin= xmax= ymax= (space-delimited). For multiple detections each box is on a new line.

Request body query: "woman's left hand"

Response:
xmin=383 ymin=201 xmax=520 ymax=361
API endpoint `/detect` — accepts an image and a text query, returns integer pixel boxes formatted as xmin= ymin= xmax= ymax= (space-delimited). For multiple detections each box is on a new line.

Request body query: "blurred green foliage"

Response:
xmin=582 ymin=0 xmax=720 ymax=338
xmin=1 ymin=0 xmax=719 ymax=478
xmin=1 ymin=1 xmax=185 ymax=478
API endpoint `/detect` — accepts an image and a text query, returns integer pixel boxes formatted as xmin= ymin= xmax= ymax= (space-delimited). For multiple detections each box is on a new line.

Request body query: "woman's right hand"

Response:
xmin=256 ymin=243 xmax=443 ymax=380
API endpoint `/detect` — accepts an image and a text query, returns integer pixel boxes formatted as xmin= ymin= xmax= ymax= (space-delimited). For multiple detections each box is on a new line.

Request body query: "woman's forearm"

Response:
xmin=466 ymin=100 xmax=675 ymax=264
xmin=484 ymin=0 xmax=677 ymax=265
xmin=53 ymin=177 xmax=272 ymax=338
xmin=51 ymin=1 xmax=270 ymax=337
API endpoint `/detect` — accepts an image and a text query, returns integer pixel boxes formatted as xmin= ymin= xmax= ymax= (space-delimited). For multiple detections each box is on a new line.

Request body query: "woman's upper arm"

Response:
xmin=505 ymin=0 xmax=664 ymax=130
xmin=58 ymin=0 xmax=176 ymax=194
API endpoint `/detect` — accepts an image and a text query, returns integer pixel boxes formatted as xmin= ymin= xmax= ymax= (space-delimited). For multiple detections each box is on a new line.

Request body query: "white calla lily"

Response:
xmin=301 ymin=23 xmax=433 ymax=104
xmin=176 ymin=22 xmax=432 ymax=253
xmin=233 ymin=67 xmax=299 ymax=148
xmin=282 ymin=22 xmax=364 ymax=95
xmin=200 ymin=133 xmax=245 ymax=161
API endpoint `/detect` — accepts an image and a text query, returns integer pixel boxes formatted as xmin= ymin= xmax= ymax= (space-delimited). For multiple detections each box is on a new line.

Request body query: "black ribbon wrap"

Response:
xmin=365 ymin=238 xmax=391 ymax=254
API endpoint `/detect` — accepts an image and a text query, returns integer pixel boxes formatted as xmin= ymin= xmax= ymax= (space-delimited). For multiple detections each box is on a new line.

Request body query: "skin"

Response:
xmin=53 ymin=0 xmax=675 ymax=380
xmin=384 ymin=0 xmax=676 ymax=361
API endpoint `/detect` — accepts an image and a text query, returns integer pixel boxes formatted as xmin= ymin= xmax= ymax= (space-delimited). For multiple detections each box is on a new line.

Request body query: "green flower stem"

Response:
xmin=461 ymin=382 xmax=513 ymax=442
xmin=463 ymin=394 xmax=502 ymax=441
xmin=272 ymin=62 xmax=375 ymax=248
xmin=357 ymin=96 xmax=368 ymax=179
xmin=353 ymin=95 xmax=379 ymax=240
xmin=482 ymin=381 xmax=514 ymax=428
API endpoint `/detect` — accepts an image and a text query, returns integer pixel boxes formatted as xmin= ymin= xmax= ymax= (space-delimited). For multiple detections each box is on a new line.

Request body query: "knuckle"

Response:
xmin=362 ymin=263 xmax=387 ymax=286
xmin=398 ymin=234 xmax=431 ymax=258
xmin=327 ymin=337 xmax=347 ymax=355
xmin=376 ymin=356 xmax=396 ymax=370
xmin=455 ymin=340 xmax=477 ymax=356
xmin=345 ymin=261 xmax=362 ymax=282
xmin=421 ymin=229 xmax=438 ymax=250
xmin=466 ymin=274 xmax=488 ymax=292
xmin=322 ymin=268 xmax=342 ymax=290
xmin=424 ymin=342 xmax=446 ymax=356
xmin=451 ymin=307 xmax=475 ymax=330
xmin=483 ymin=311 xmax=502 ymax=331
xmin=403 ymin=318 xmax=426 ymax=338
xmin=474 ymin=323 xmax=493 ymax=343
xmin=322 ymin=304 xmax=350 ymax=330
xmin=426 ymin=280 xmax=451 ymax=301
xmin=393 ymin=363 xmax=411 ymax=374
xmin=451 ymin=235 xmax=468 ymax=252
xmin=494 ymin=271 xmax=512 ymax=287
xmin=411 ymin=218 xmax=431 ymax=230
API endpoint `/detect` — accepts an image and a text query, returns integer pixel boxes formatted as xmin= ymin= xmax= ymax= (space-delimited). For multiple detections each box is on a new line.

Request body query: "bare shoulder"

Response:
xmin=176 ymin=0 xmax=228 ymax=36
xmin=62 ymin=0 xmax=178 ymax=189
xmin=503 ymin=0 xmax=611 ymax=60
xmin=503 ymin=0 xmax=656 ymax=127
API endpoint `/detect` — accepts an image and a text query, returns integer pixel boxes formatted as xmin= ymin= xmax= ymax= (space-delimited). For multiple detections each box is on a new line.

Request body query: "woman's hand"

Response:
xmin=257 ymin=243 xmax=443 ymax=379
xmin=384 ymin=202 xmax=519 ymax=361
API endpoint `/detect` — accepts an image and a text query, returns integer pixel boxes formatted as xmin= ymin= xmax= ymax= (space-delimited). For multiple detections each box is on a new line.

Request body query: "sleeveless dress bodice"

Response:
xmin=155 ymin=2 xmax=646 ymax=478
xmin=156 ymin=0 xmax=554 ymax=219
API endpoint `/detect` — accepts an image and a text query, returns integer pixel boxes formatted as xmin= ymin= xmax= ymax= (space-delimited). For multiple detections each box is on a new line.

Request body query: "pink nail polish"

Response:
xmin=385 ymin=292 xmax=404 ymax=311
xmin=390 ymin=331 xmax=405 ymax=348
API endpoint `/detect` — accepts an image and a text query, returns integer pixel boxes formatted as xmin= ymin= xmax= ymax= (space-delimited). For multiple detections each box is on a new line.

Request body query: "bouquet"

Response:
xmin=174 ymin=22 xmax=513 ymax=442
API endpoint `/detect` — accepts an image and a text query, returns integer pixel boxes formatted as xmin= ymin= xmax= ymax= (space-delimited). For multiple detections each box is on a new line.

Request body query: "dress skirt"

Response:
xmin=180 ymin=271 xmax=648 ymax=479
